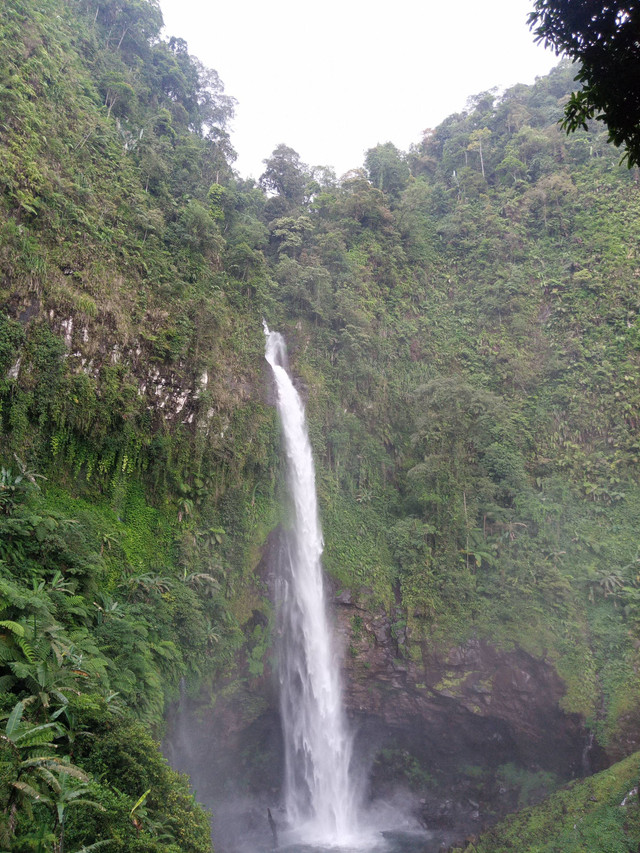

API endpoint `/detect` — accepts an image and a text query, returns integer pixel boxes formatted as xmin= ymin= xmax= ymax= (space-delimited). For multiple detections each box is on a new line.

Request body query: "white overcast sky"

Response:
xmin=158 ymin=0 xmax=559 ymax=180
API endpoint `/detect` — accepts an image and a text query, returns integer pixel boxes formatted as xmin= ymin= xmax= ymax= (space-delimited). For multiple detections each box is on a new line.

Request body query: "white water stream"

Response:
xmin=264 ymin=325 xmax=358 ymax=845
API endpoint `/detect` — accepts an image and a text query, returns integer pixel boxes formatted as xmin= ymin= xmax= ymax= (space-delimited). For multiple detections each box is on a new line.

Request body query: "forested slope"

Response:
xmin=2 ymin=0 xmax=640 ymax=849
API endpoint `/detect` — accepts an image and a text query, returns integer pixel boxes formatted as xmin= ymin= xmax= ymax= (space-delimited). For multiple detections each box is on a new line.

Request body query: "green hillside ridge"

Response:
xmin=452 ymin=750 xmax=640 ymax=852
xmin=2 ymin=0 xmax=640 ymax=848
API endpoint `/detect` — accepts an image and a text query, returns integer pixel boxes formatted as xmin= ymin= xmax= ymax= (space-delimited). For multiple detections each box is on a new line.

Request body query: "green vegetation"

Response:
xmin=0 ymin=462 xmax=212 ymax=849
xmin=452 ymin=751 xmax=640 ymax=852
xmin=2 ymin=0 xmax=640 ymax=846
xmin=371 ymin=748 xmax=435 ymax=791
xmin=495 ymin=764 xmax=559 ymax=810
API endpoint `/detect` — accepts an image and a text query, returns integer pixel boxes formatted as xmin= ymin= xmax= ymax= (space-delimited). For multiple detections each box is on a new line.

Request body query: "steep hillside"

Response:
xmin=0 ymin=0 xmax=266 ymax=847
xmin=452 ymin=750 xmax=640 ymax=852
xmin=2 ymin=0 xmax=640 ymax=848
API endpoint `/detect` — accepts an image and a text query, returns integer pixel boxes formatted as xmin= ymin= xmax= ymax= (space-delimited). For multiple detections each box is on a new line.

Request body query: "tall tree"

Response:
xmin=260 ymin=145 xmax=309 ymax=215
xmin=365 ymin=142 xmax=410 ymax=196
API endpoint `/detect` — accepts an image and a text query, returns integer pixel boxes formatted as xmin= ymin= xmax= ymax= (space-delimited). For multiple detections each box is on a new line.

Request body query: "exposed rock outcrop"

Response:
xmin=335 ymin=597 xmax=588 ymax=776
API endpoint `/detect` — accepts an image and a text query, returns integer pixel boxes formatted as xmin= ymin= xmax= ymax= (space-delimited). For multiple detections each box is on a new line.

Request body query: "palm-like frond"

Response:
xmin=11 ymin=779 xmax=49 ymax=802
xmin=72 ymin=839 xmax=113 ymax=852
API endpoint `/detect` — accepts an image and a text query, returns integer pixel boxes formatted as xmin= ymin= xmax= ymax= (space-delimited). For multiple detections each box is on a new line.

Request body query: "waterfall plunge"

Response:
xmin=265 ymin=326 xmax=357 ymax=844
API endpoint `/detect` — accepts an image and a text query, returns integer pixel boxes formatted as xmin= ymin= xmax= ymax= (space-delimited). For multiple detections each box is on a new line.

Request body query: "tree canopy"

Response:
xmin=529 ymin=1 xmax=640 ymax=165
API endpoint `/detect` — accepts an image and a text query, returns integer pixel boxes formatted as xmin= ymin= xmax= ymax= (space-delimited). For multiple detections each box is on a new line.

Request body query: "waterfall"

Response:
xmin=264 ymin=325 xmax=357 ymax=843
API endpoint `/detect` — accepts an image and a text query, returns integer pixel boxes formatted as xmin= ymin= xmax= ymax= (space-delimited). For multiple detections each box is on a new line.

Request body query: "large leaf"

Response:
xmin=13 ymin=723 xmax=58 ymax=748
xmin=72 ymin=840 xmax=113 ymax=852
xmin=21 ymin=756 xmax=90 ymax=782
xmin=5 ymin=700 xmax=24 ymax=737
xmin=12 ymin=779 xmax=49 ymax=802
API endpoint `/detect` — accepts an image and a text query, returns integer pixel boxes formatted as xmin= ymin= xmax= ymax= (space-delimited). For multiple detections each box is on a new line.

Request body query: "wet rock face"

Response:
xmin=328 ymin=596 xmax=594 ymax=840
xmin=605 ymin=707 xmax=640 ymax=762
xmin=337 ymin=599 xmax=586 ymax=779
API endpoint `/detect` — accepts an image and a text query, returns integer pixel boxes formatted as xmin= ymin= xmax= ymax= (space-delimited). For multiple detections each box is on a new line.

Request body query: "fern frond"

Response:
xmin=0 ymin=620 xmax=25 ymax=637
xmin=0 ymin=640 xmax=16 ymax=662
xmin=9 ymin=660 xmax=30 ymax=679
xmin=17 ymin=637 xmax=36 ymax=663
xmin=0 ymin=674 xmax=16 ymax=692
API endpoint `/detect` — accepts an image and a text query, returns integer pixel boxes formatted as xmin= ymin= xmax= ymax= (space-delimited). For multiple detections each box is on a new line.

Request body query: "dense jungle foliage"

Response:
xmin=2 ymin=0 xmax=640 ymax=848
